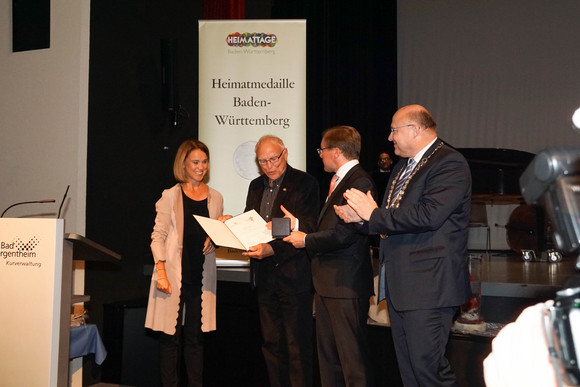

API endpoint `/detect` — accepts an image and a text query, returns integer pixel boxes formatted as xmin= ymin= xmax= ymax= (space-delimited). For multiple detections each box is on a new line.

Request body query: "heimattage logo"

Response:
xmin=226 ymin=32 xmax=277 ymax=47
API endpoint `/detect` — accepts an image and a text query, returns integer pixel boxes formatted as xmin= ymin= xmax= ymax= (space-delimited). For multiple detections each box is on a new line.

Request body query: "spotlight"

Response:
xmin=572 ymin=107 xmax=580 ymax=130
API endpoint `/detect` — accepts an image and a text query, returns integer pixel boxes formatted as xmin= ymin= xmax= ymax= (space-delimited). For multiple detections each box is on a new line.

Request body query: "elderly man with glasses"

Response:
xmin=242 ymin=134 xmax=320 ymax=387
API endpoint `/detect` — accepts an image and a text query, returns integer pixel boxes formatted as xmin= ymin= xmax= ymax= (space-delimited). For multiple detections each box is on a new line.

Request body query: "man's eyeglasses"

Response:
xmin=257 ymin=148 xmax=285 ymax=166
xmin=390 ymin=124 xmax=415 ymax=133
xmin=316 ymin=147 xmax=335 ymax=155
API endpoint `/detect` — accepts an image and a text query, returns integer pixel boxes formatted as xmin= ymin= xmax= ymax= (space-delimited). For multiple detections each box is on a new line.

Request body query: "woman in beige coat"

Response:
xmin=145 ymin=139 xmax=223 ymax=387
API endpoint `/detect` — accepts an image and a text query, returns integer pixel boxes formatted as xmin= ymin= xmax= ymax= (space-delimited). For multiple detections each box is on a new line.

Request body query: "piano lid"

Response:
xmin=457 ymin=148 xmax=535 ymax=198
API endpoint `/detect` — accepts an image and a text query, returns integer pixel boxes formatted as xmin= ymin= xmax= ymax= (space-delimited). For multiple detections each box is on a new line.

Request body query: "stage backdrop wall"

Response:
xmin=398 ymin=0 xmax=580 ymax=250
xmin=0 ymin=0 xmax=89 ymax=233
xmin=398 ymin=0 xmax=580 ymax=153
xmin=198 ymin=20 xmax=306 ymax=216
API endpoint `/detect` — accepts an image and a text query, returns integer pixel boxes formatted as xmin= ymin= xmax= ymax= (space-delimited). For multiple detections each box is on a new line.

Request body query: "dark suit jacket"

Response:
xmin=245 ymin=165 xmax=320 ymax=298
xmin=368 ymin=139 xmax=472 ymax=311
xmin=306 ymin=163 xmax=375 ymax=299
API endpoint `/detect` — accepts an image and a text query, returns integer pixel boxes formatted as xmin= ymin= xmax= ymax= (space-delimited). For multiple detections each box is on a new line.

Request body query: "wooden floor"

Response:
xmin=481 ymin=250 xmax=576 ymax=288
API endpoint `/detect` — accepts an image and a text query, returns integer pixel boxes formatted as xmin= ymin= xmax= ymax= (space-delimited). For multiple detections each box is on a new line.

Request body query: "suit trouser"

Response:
xmin=159 ymin=284 xmax=204 ymax=387
xmin=259 ymin=290 xmax=314 ymax=387
xmin=387 ymin=301 xmax=458 ymax=387
xmin=314 ymin=293 xmax=374 ymax=387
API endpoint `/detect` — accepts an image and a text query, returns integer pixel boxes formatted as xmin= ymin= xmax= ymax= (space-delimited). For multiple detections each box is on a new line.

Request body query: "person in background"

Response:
xmin=283 ymin=125 xmax=375 ymax=387
xmin=336 ymin=105 xmax=471 ymax=387
xmin=371 ymin=151 xmax=393 ymax=201
xmin=240 ymin=135 xmax=320 ymax=387
xmin=145 ymin=139 xmax=223 ymax=387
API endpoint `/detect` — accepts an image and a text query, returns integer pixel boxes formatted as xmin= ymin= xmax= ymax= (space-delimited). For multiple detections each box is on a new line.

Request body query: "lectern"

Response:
xmin=0 ymin=219 xmax=120 ymax=386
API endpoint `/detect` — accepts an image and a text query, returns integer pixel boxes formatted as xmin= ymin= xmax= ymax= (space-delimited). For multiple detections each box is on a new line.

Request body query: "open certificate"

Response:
xmin=194 ymin=209 xmax=274 ymax=251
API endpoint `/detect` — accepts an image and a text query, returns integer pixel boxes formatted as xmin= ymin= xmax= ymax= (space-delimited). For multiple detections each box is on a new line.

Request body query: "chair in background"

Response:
xmin=469 ymin=203 xmax=491 ymax=253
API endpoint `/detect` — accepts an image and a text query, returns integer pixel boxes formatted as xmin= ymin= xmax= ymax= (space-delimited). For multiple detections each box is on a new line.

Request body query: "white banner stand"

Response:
xmin=198 ymin=20 xmax=307 ymax=216
xmin=0 ymin=219 xmax=121 ymax=386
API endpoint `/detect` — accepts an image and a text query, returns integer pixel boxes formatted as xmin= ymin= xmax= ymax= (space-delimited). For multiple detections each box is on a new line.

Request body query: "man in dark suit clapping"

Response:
xmin=284 ymin=126 xmax=375 ymax=387
xmin=336 ymin=105 xmax=472 ymax=387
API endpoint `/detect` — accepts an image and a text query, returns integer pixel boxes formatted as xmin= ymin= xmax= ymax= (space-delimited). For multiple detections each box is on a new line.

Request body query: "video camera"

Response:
xmin=520 ymin=147 xmax=580 ymax=385
xmin=520 ymin=147 xmax=580 ymax=259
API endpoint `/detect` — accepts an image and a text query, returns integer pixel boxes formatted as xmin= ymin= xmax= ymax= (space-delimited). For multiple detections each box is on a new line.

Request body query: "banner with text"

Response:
xmin=198 ymin=20 xmax=306 ymax=217
xmin=0 ymin=218 xmax=66 ymax=386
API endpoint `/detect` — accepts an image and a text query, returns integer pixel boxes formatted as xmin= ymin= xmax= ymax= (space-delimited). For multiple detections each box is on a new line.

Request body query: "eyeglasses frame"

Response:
xmin=257 ymin=148 xmax=286 ymax=166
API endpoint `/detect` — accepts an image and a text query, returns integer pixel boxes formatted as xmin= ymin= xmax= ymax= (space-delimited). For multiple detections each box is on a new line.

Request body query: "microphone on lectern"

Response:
xmin=57 ymin=185 xmax=70 ymax=219
xmin=0 ymin=199 xmax=56 ymax=218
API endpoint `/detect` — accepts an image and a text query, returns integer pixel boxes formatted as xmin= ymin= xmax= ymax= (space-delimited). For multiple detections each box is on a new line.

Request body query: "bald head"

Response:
xmin=396 ymin=105 xmax=437 ymax=131
xmin=255 ymin=135 xmax=288 ymax=182
xmin=389 ymin=104 xmax=438 ymax=158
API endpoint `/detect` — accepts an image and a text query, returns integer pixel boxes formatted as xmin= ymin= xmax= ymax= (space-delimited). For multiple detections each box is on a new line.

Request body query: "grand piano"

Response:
xmin=458 ymin=147 xmax=534 ymax=200
xmin=457 ymin=148 xmax=551 ymax=256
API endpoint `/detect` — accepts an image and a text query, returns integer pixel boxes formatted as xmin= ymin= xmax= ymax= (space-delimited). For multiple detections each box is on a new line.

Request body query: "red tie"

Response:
xmin=327 ymin=174 xmax=339 ymax=198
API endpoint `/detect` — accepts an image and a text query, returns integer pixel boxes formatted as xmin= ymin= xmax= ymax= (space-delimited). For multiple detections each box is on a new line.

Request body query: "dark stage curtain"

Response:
xmin=203 ymin=0 xmax=245 ymax=19
xmin=272 ymin=0 xmax=398 ymax=189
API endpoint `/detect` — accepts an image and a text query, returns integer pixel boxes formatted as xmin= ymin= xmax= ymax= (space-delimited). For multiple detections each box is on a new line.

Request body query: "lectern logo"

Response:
xmin=1 ymin=236 xmax=42 ymax=268
xmin=15 ymin=236 xmax=40 ymax=251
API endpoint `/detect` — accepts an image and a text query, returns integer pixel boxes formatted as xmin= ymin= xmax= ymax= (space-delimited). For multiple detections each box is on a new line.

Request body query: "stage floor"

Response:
xmin=478 ymin=250 xmax=577 ymax=299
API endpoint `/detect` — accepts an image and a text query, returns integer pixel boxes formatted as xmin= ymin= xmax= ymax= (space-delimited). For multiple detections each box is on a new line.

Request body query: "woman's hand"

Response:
xmin=155 ymin=262 xmax=172 ymax=294
xmin=156 ymin=276 xmax=172 ymax=294
xmin=203 ymin=236 xmax=216 ymax=255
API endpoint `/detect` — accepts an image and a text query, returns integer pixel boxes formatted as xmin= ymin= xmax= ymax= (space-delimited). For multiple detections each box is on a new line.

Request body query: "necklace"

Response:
xmin=385 ymin=142 xmax=443 ymax=208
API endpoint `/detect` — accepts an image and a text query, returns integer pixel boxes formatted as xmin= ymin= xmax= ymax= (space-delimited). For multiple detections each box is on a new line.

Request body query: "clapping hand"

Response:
xmin=341 ymin=189 xmax=377 ymax=221
xmin=334 ymin=204 xmax=363 ymax=223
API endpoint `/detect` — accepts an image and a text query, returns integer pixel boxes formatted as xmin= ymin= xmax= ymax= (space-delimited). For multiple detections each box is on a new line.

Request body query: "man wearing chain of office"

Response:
xmin=335 ymin=104 xmax=472 ymax=387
